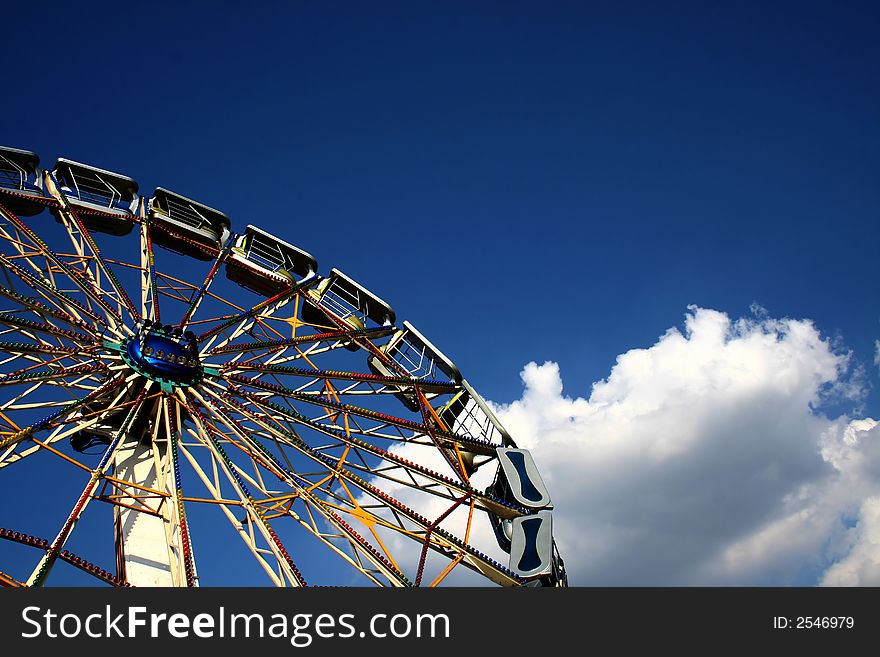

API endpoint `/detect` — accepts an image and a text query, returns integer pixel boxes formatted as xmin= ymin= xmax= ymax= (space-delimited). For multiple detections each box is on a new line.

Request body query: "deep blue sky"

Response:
xmin=6 ymin=1 xmax=880 ymax=403
xmin=2 ymin=1 xmax=879 ymax=583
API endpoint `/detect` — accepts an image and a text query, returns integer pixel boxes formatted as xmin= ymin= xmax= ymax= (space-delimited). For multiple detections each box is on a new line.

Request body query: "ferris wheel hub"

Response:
xmin=121 ymin=321 xmax=202 ymax=387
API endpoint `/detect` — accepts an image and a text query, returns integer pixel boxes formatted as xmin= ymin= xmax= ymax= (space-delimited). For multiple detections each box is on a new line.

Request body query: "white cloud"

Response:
xmin=357 ymin=306 xmax=880 ymax=585
xmin=486 ymin=307 xmax=880 ymax=585
xmin=820 ymin=496 xmax=880 ymax=586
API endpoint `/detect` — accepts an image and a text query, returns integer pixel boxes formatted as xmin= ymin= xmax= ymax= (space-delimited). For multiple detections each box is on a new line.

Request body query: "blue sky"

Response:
xmin=2 ymin=1 xmax=880 ymax=585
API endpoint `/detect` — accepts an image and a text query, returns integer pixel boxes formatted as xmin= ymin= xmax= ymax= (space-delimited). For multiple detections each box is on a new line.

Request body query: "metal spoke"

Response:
xmin=26 ymin=386 xmax=150 ymax=586
xmin=179 ymin=235 xmax=234 ymax=329
xmin=0 ymin=205 xmax=128 ymax=337
xmin=176 ymin=390 xmax=307 ymax=586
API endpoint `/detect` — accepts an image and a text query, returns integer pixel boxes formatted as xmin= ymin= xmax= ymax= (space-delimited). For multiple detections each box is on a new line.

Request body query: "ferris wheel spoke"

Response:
xmin=139 ymin=216 xmax=161 ymax=322
xmin=47 ymin=177 xmax=141 ymax=325
xmin=44 ymin=259 xmax=128 ymax=339
xmin=176 ymin=390 xmax=307 ymax=587
xmin=202 ymin=332 xmax=390 ymax=375
xmin=411 ymin=493 xmax=472 ymax=587
xmin=163 ymin=396 xmax=198 ymax=586
xmin=295 ymin=453 xmax=513 ymax=586
xmin=198 ymin=278 xmax=326 ymax=355
xmin=292 ymin=420 xmax=514 ymax=582
xmin=0 ymin=204 xmax=69 ymax=287
xmin=195 ymin=308 xmax=290 ymax=352
xmin=197 ymin=282 xmax=315 ymax=354
xmin=63 ymin=209 xmax=140 ymax=323
xmin=337 ymin=472 xmax=520 ymax=586
xmin=296 ymin=490 xmax=412 ymax=586
xmin=25 ymin=386 xmax=150 ymax=586
xmin=187 ymin=388 xmax=298 ymax=492
xmin=0 ymin=341 xmax=98 ymax=359
xmin=0 ymin=254 xmax=109 ymax=330
xmin=1 ymin=380 xmax=89 ymax=413
xmin=172 ymin=436 xmax=288 ymax=587
xmin=0 ymin=378 xmax=135 ymax=470
xmin=227 ymin=375 xmax=486 ymax=447
xmin=153 ymin=272 xmax=198 ymax=306
xmin=0 ymin=374 xmax=129 ymax=455
xmin=0 ymin=283 xmax=100 ymax=339
xmin=0 ymin=528 xmax=128 ymax=587
xmin=0 ymin=349 xmax=103 ymax=382
xmin=191 ymin=387 xmax=412 ymax=586
xmin=412 ymin=385 xmax=472 ymax=485
xmin=206 ymin=326 xmax=395 ymax=358
xmin=0 ymin=203 xmax=128 ymax=335
xmin=10 ymin=375 xmax=110 ymax=396
xmin=263 ymin=499 xmax=393 ymax=587
xmin=217 ymin=384 xmax=522 ymax=520
xmin=178 ymin=235 xmax=235 ymax=330
xmin=151 ymin=270 xmax=243 ymax=316
xmin=197 ymin=385 xmax=521 ymax=585
xmin=0 ymin=362 xmax=109 ymax=388
xmin=0 ymin=312 xmax=98 ymax=346
xmin=221 ymin=365 xmax=458 ymax=394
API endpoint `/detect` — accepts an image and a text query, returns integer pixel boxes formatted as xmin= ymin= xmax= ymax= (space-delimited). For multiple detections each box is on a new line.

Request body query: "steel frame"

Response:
xmin=0 ymin=160 xmax=564 ymax=588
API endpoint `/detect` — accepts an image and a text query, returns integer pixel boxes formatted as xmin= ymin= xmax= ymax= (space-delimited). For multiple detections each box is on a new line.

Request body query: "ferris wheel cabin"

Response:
xmin=509 ymin=511 xmax=560 ymax=582
xmin=302 ymin=268 xmax=395 ymax=334
xmin=368 ymin=320 xmax=462 ymax=411
xmin=50 ymin=158 xmax=139 ymax=236
xmin=226 ymin=225 xmax=318 ymax=296
xmin=439 ymin=380 xmax=514 ymax=448
xmin=490 ymin=450 xmax=563 ymax=585
xmin=493 ymin=447 xmax=552 ymax=510
xmin=438 ymin=384 xmax=566 ymax=585
xmin=149 ymin=188 xmax=231 ymax=260
xmin=0 ymin=146 xmax=46 ymax=216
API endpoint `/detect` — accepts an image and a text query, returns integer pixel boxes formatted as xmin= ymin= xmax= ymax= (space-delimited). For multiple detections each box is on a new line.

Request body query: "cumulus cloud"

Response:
xmin=358 ymin=306 xmax=880 ymax=585
xmin=487 ymin=306 xmax=880 ymax=585
xmin=820 ymin=496 xmax=880 ymax=585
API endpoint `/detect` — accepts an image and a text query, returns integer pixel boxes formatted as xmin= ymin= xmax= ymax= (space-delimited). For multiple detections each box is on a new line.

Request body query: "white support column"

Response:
xmin=113 ymin=437 xmax=183 ymax=586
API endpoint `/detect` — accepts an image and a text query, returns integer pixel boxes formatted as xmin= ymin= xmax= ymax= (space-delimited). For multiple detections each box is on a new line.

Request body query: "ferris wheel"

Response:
xmin=0 ymin=146 xmax=566 ymax=587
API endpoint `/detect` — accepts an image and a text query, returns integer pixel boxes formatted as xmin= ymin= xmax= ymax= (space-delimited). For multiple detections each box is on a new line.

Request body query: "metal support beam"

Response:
xmin=112 ymin=435 xmax=184 ymax=586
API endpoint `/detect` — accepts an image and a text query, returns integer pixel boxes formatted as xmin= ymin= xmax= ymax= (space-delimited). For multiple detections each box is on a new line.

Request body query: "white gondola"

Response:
xmin=489 ymin=448 xmax=553 ymax=560
xmin=439 ymin=379 xmax=513 ymax=447
xmin=0 ymin=146 xmax=46 ymax=216
xmin=368 ymin=320 xmax=461 ymax=411
xmin=494 ymin=447 xmax=552 ymax=510
xmin=436 ymin=379 xmax=514 ymax=475
xmin=509 ymin=511 xmax=555 ymax=579
xmin=301 ymin=268 xmax=395 ymax=332
xmin=226 ymin=224 xmax=317 ymax=296
xmin=50 ymin=158 xmax=139 ymax=235
xmin=149 ymin=188 xmax=230 ymax=261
